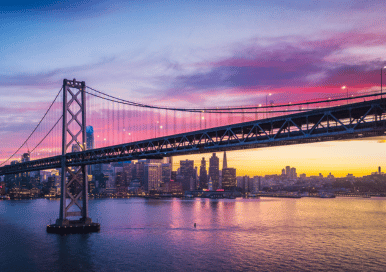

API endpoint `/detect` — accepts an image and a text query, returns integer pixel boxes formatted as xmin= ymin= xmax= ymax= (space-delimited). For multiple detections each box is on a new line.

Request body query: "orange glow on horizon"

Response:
xmin=172 ymin=137 xmax=386 ymax=178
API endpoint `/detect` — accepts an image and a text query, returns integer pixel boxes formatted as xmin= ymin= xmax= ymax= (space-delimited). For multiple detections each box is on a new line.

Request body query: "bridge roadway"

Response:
xmin=1 ymin=98 xmax=386 ymax=175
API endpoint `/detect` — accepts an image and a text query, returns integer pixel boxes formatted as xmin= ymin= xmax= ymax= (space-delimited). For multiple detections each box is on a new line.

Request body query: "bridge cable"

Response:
xmin=86 ymin=86 xmax=382 ymax=112
xmin=0 ymin=88 xmax=63 ymax=166
xmin=30 ymin=116 xmax=63 ymax=154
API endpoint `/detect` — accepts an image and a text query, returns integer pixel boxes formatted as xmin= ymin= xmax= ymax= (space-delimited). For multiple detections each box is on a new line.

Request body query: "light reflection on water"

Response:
xmin=1 ymin=197 xmax=386 ymax=271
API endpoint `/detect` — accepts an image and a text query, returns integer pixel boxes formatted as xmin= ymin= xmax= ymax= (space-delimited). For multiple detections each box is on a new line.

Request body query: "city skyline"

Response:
xmin=172 ymin=139 xmax=386 ymax=178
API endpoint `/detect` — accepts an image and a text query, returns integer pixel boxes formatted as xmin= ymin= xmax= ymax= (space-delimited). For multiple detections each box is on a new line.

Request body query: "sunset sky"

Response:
xmin=1 ymin=0 xmax=386 ymax=177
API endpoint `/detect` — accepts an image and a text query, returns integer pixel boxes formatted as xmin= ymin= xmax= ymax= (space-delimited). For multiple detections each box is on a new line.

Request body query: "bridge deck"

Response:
xmin=1 ymin=98 xmax=385 ymax=175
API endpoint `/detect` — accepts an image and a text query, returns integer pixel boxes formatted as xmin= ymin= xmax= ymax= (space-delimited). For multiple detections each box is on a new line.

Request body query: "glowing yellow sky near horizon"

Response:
xmin=172 ymin=136 xmax=386 ymax=178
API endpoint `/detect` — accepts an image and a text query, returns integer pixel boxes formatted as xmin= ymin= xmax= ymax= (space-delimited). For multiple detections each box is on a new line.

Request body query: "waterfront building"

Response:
xmin=171 ymin=171 xmax=177 ymax=182
xmin=144 ymin=164 xmax=161 ymax=192
xmin=167 ymin=180 xmax=183 ymax=194
xmin=290 ymin=167 xmax=297 ymax=179
xmin=0 ymin=182 xmax=6 ymax=195
xmin=135 ymin=161 xmax=146 ymax=186
xmin=208 ymin=177 xmax=213 ymax=191
xmin=123 ymin=163 xmax=134 ymax=185
xmin=199 ymin=157 xmax=208 ymax=189
xmin=222 ymin=168 xmax=236 ymax=190
xmin=285 ymin=166 xmax=291 ymax=177
xmin=161 ymin=163 xmax=172 ymax=184
xmin=180 ymin=160 xmax=195 ymax=191
xmin=253 ymin=176 xmax=261 ymax=192
xmin=115 ymin=171 xmax=126 ymax=194
xmin=209 ymin=153 xmax=219 ymax=190
xmin=243 ymin=175 xmax=251 ymax=192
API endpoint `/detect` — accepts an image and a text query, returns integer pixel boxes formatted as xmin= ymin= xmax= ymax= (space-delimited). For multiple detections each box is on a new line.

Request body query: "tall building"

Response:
xmin=290 ymin=167 xmax=297 ymax=179
xmin=123 ymin=163 xmax=134 ymax=185
xmin=135 ymin=160 xmax=146 ymax=187
xmin=222 ymin=168 xmax=236 ymax=190
xmin=180 ymin=160 xmax=195 ymax=191
xmin=86 ymin=126 xmax=94 ymax=150
xmin=161 ymin=163 xmax=172 ymax=184
xmin=171 ymin=171 xmax=177 ymax=182
xmin=223 ymin=151 xmax=227 ymax=169
xmin=285 ymin=166 xmax=291 ymax=177
xmin=253 ymin=176 xmax=261 ymax=192
xmin=20 ymin=153 xmax=31 ymax=188
xmin=208 ymin=177 xmax=213 ymax=191
xmin=199 ymin=157 xmax=208 ymax=189
xmin=0 ymin=182 xmax=6 ymax=195
xmin=115 ymin=171 xmax=126 ymax=194
xmin=243 ymin=175 xmax=250 ymax=192
xmin=86 ymin=126 xmax=94 ymax=175
xmin=144 ymin=164 xmax=161 ymax=192
xmin=209 ymin=153 xmax=219 ymax=190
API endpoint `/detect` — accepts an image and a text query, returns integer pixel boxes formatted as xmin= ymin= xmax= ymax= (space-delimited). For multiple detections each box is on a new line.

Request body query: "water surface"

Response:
xmin=1 ymin=197 xmax=385 ymax=271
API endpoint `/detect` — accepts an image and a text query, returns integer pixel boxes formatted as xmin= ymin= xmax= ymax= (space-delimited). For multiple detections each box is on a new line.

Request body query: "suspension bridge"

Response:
xmin=1 ymin=78 xmax=385 ymax=233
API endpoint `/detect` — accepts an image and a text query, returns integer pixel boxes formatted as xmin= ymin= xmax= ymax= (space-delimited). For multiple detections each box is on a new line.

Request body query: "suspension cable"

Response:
xmin=0 ymin=88 xmax=63 ymax=166
xmin=30 ymin=116 xmax=63 ymax=154
xmin=86 ymin=86 xmax=381 ymax=112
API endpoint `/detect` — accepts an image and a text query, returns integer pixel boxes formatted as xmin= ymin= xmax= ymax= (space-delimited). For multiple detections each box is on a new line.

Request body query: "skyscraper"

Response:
xmin=161 ymin=163 xmax=172 ymax=184
xmin=285 ymin=166 xmax=291 ymax=177
xmin=144 ymin=164 xmax=161 ymax=192
xmin=86 ymin=126 xmax=94 ymax=175
xmin=199 ymin=157 xmax=208 ymax=189
xmin=180 ymin=160 xmax=194 ymax=191
xmin=86 ymin=126 xmax=94 ymax=150
xmin=222 ymin=168 xmax=236 ymax=190
xmin=209 ymin=153 xmax=219 ymax=190
xmin=290 ymin=167 xmax=297 ymax=179
xmin=21 ymin=153 xmax=30 ymax=188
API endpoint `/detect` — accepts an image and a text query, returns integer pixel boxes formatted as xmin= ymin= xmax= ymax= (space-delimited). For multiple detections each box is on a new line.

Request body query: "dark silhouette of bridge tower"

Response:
xmin=49 ymin=79 xmax=99 ymax=233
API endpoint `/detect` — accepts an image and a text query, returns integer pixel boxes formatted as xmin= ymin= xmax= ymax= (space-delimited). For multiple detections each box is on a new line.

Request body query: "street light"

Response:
xmin=342 ymin=86 xmax=348 ymax=104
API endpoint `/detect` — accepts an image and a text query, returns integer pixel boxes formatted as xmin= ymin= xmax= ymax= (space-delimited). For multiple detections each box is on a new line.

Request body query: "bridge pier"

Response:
xmin=47 ymin=79 xmax=99 ymax=234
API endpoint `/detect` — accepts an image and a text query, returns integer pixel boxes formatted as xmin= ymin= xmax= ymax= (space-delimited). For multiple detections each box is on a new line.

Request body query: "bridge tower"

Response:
xmin=49 ymin=79 xmax=99 ymax=233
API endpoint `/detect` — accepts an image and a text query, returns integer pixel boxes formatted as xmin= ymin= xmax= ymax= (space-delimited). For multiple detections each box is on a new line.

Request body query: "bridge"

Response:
xmin=1 ymin=79 xmax=385 ymax=233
